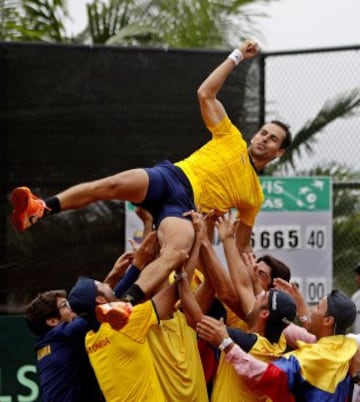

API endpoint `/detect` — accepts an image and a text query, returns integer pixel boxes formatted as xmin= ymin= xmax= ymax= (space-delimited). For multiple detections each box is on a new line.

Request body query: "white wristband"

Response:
xmin=218 ymin=337 xmax=233 ymax=351
xmin=227 ymin=49 xmax=244 ymax=66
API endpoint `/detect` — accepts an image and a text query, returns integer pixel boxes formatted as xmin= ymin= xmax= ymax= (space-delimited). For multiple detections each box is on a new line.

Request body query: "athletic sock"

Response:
xmin=44 ymin=196 xmax=61 ymax=215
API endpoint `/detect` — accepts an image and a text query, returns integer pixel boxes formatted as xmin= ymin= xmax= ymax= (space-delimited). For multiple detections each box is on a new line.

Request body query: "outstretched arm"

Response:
xmin=196 ymin=316 xmax=294 ymax=401
xmin=273 ymin=278 xmax=311 ymax=331
xmin=197 ymin=40 xmax=260 ymax=128
xmin=216 ymin=212 xmax=256 ymax=318
xmin=194 ymin=252 xmax=216 ymax=315
xmin=103 ymin=250 xmax=134 ymax=289
xmin=200 ymin=237 xmax=245 ymax=319
xmin=235 ymin=221 xmax=254 ymax=255
xmin=113 ymin=231 xmax=159 ymax=297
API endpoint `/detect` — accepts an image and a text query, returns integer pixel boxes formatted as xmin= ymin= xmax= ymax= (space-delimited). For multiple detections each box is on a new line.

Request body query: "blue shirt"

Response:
xmin=35 ymin=316 xmax=103 ymax=402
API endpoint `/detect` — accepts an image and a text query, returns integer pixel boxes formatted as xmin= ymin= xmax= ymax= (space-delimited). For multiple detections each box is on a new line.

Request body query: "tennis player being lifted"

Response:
xmin=10 ymin=39 xmax=291 ymax=257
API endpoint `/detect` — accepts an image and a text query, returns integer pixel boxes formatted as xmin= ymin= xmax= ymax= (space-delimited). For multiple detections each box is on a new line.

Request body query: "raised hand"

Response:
xmin=273 ymin=277 xmax=309 ymax=318
xmin=196 ymin=316 xmax=228 ymax=347
xmin=103 ymin=250 xmax=134 ymax=288
xmin=183 ymin=209 xmax=207 ymax=240
xmin=239 ymin=39 xmax=260 ymax=60
xmin=215 ymin=210 xmax=237 ymax=242
xmin=112 ymin=250 xmax=134 ymax=272
xmin=133 ymin=231 xmax=159 ymax=270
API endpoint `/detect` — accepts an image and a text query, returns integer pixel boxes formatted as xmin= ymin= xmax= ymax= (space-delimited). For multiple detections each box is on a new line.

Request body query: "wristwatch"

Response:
xmin=218 ymin=337 xmax=233 ymax=351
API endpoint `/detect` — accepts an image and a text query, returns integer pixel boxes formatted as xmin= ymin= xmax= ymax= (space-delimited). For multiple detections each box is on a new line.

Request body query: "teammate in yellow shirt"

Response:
xmin=67 ymin=247 xmax=187 ymax=402
xmin=10 ymin=39 xmax=291 ymax=256
xmin=147 ymin=309 xmax=209 ymax=402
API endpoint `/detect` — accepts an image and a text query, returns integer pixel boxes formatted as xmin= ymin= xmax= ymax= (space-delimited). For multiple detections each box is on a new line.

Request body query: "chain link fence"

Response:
xmin=263 ymin=46 xmax=360 ymax=296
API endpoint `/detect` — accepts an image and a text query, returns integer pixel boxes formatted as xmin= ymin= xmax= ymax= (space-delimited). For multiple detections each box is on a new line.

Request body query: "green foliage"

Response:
xmin=0 ymin=0 xmax=21 ymax=40
xmin=333 ymin=213 xmax=360 ymax=295
xmin=0 ymin=0 xmax=70 ymax=41
xmin=268 ymin=88 xmax=360 ymax=175
xmin=81 ymin=0 xmax=158 ymax=45
xmin=21 ymin=0 xmax=69 ymax=42
xmin=0 ymin=0 xmax=272 ymax=46
xmin=103 ymin=0 xmax=264 ymax=48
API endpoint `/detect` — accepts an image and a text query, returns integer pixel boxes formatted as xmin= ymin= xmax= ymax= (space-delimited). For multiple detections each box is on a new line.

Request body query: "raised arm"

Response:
xmin=196 ymin=316 xmax=294 ymax=401
xmin=273 ymin=278 xmax=311 ymax=330
xmin=113 ymin=231 xmax=159 ymax=297
xmin=194 ymin=251 xmax=216 ymax=315
xmin=200 ymin=234 xmax=245 ymax=319
xmin=216 ymin=212 xmax=256 ymax=318
xmin=197 ymin=40 xmax=260 ymax=128
xmin=235 ymin=221 xmax=254 ymax=255
xmin=103 ymin=250 xmax=134 ymax=289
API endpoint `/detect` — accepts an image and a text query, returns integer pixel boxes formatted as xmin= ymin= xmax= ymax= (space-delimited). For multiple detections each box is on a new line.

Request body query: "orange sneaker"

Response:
xmin=96 ymin=301 xmax=133 ymax=330
xmin=11 ymin=187 xmax=48 ymax=231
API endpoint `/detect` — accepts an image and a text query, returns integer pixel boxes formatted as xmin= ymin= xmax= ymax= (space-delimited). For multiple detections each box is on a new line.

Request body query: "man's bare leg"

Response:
xmin=57 ymin=168 xmax=149 ymax=210
xmin=10 ymin=168 xmax=150 ymax=231
xmin=157 ymin=217 xmax=195 ymax=253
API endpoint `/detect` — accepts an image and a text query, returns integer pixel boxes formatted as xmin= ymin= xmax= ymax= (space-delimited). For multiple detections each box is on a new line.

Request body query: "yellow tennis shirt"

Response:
xmin=147 ymin=310 xmax=208 ymax=402
xmin=85 ymin=301 xmax=165 ymax=402
xmin=175 ymin=116 xmax=264 ymax=227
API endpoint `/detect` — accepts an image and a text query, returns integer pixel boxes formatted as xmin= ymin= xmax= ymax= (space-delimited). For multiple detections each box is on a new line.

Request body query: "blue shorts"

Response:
xmin=134 ymin=160 xmax=195 ymax=228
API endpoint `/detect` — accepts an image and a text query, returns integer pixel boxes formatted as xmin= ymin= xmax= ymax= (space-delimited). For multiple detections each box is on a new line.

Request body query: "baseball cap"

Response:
xmin=68 ymin=276 xmax=98 ymax=317
xmin=327 ymin=289 xmax=356 ymax=335
xmin=354 ymin=263 xmax=360 ymax=274
xmin=265 ymin=288 xmax=296 ymax=343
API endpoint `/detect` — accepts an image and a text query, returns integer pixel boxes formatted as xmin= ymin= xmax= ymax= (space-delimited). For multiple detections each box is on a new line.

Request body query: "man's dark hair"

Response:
xmin=271 ymin=120 xmax=292 ymax=150
xmin=25 ymin=290 xmax=66 ymax=336
xmin=257 ymin=255 xmax=291 ymax=285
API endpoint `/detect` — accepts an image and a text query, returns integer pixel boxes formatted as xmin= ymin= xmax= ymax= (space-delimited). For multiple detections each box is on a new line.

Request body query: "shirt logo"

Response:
xmin=87 ymin=337 xmax=111 ymax=354
xmin=37 ymin=345 xmax=51 ymax=360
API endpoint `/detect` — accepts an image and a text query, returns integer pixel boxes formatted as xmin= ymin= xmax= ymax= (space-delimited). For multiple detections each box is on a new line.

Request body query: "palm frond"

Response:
xmin=271 ymin=88 xmax=360 ymax=172
xmin=106 ymin=24 xmax=160 ymax=45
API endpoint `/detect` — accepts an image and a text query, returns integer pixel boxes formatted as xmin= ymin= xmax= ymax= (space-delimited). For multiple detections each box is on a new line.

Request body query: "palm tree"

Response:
xmin=0 ymin=0 xmax=271 ymax=45
xmin=0 ymin=0 xmax=21 ymax=40
xmin=22 ymin=0 xmax=69 ymax=42
xmin=79 ymin=0 xmax=159 ymax=45
xmin=1 ymin=0 xmax=69 ymax=42
xmin=77 ymin=0 xmax=266 ymax=47
xmin=266 ymin=88 xmax=360 ymax=175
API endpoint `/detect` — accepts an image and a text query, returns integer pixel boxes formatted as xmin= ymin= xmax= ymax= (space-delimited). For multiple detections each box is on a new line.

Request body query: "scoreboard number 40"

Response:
xmin=251 ymin=225 xmax=326 ymax=251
